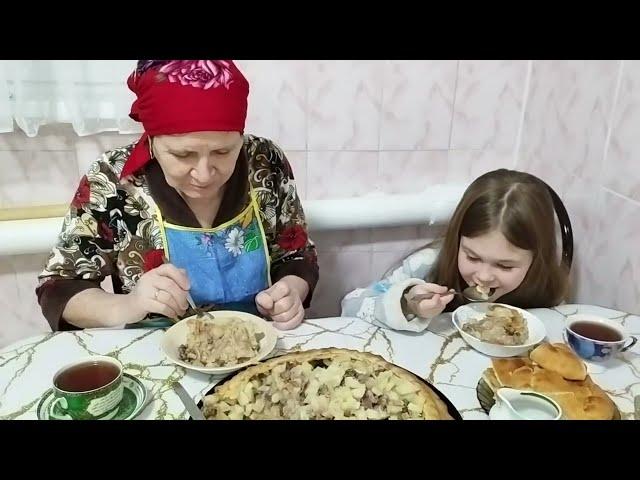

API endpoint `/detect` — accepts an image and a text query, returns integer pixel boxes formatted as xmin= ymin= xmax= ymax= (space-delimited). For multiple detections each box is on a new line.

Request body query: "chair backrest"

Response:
xmin=540 ymin=181 xmax=573 ymax=271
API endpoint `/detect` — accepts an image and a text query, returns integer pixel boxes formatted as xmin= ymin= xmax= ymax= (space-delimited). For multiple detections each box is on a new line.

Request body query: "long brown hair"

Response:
xmin=428 ymin=169 xmax=569 ymax=310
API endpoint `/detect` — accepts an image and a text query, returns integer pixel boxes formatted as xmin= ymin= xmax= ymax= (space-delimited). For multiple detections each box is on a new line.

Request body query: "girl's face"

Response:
xmin=457 ymin=229 xmax=533 ymax=299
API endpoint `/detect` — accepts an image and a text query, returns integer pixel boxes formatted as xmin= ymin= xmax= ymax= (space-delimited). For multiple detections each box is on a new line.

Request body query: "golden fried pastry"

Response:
xmin=529 ymin=343 xmax=587 ymax=381
xmin=486 ymin=343 xmax=616 ymax=420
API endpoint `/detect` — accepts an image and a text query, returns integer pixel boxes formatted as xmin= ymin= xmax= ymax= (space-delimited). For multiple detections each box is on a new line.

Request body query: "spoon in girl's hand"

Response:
xmin=408 ymin=285 xmax=497 ymax=303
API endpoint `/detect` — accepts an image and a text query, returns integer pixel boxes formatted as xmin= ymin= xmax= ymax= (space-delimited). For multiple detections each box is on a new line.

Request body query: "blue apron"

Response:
xmin=157 ymin=191 xmax=271 ymax=314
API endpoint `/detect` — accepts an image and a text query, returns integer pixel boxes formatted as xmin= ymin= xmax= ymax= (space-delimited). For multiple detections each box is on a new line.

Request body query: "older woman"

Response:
xmin=36 ymin=60 xmax=318 ymax=331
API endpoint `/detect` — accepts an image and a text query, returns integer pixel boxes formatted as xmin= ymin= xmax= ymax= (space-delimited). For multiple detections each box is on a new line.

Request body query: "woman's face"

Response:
xmin=151 ymin=131 xmax=243 ymax=201
xmin=457 ymin=229 xmax=533 ymax=299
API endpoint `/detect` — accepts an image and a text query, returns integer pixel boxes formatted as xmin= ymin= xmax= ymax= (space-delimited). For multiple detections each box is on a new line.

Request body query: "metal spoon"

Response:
xmin=161 ymin=255 xmax=213 ymax=320
xmin=408 ymin=285 xmax=497 ymax=303
xmin=185 ymin=293 xmax=215 ymax=320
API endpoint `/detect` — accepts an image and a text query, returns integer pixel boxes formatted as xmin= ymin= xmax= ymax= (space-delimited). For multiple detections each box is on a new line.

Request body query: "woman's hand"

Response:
xmin=255 ymin=276 xmax=309 ymax=330
xmin=125 ymin=264 xmax=191 ymax=322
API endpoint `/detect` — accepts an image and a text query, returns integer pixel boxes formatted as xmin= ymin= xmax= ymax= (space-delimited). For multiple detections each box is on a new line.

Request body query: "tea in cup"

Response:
xmin=51 ymin=356 xmax=124 ymax=420
xmin=564 ymin=314 xmax=637 ymax=362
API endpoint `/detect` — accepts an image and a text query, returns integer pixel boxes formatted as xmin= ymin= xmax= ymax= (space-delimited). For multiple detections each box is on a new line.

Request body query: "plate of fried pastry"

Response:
xmin=477 ymin=342 xmax=620 ymax=420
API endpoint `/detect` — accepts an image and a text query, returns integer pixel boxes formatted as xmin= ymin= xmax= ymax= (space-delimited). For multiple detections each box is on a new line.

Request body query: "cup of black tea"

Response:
xmin=564 ymin=314 xmax=637 ymax=362
xmin=51 ymin=356 xmax=124 ymax=420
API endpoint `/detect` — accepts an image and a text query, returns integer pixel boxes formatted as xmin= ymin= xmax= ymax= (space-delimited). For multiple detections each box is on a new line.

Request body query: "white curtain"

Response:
xmin=0 ymin=60 xmax=144 ymax=137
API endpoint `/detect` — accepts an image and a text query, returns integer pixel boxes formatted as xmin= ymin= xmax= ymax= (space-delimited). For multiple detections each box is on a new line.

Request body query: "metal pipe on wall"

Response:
xmin=0 ymin=184 xmax=468 ymax=256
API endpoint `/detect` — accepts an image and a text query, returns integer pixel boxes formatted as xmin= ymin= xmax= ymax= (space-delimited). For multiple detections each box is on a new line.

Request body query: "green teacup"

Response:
xmin=51 ymin=356 xmax=124 ymax=420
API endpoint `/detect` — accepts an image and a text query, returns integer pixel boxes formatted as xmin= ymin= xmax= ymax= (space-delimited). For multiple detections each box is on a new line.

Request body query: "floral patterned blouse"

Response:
xmin=36 ymin=135 xmax=319 ymax=331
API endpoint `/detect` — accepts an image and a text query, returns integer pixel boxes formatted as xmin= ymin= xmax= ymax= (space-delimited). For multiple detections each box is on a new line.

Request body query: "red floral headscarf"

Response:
xmin=120 ymin=60 xmax=250 ymax=179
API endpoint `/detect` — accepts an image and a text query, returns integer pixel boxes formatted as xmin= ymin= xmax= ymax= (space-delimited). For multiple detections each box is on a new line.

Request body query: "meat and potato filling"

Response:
xmin=179 ymin=317 xmax=263 ymax=367
xmin=203 ymin=357 xmax=431 ymax=420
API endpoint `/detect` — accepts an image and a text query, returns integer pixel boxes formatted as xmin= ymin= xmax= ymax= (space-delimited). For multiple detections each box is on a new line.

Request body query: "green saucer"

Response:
xmin=37 ymin=373 xmax=148 ymax=420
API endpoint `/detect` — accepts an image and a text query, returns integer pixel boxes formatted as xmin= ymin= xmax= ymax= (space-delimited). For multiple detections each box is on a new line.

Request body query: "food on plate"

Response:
xmin=179 ymin=317 xmax=263 ymax=367
xmin=482 ymin=342 xmax=616 ymax=420
xmin=202 ymin=348 xmax=454 ymax=420
xmin=529 ymin=342 xmax=587 ymax=381
xmin=462 ymin=305 xmax=529 ymax=345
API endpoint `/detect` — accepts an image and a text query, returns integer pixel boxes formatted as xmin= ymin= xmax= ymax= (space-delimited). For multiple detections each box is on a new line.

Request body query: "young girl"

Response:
xmin=341 ymin=169 xmax=569 ymax=332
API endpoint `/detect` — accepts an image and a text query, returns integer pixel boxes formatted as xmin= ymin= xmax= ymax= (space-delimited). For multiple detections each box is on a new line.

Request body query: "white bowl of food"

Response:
xmin=161 ymin=310 xmax=278 ymax=375
xmin=452 ymin=303 xmax=546 ymax=357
